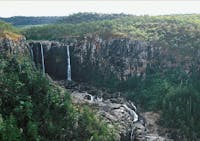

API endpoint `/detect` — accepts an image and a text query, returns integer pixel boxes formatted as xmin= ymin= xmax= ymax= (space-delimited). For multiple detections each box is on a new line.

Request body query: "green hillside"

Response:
xmin=0 ymin=21 xmax=115 ymax=141
xmin=22 ymin=13 xmax=200 ymax=139
xmin=23 ymin=14 xmax=200 ymax=49
xmin=1 ymin=13 xmax=200 ymax=140
xmin=0 ymin=16 xmax=63 ymax=27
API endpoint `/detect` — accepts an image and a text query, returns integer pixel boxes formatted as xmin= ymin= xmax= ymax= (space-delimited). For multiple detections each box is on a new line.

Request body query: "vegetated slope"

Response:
xmin=22 ymin=13 xmax=200 ymax=140
xmin=0 ymin=20 xmax=22 ymax=41
xmin=23 ymin=14 xmax=200 ymax=50
xmin=0 ymin=16 xmax=63 ymax=27
xmin=0 ymin=21 xmax=115 ymax=141
xmin=58 ymin=12 xmax=129 ymax=24
xmin=0 ymin=13 xmax=128 ymax=27
xmin=0 ymin=20 xmax=19 ymax=33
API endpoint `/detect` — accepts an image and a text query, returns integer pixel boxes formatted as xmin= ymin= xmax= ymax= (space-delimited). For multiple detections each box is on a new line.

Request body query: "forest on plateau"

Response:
xmin=0 ymin=13 xmax=200 ymax=140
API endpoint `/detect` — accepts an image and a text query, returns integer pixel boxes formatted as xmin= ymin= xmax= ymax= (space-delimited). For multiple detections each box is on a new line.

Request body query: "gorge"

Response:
xmin=27 ymin=36 xmax=199 ymax=141
xmin=1 ymin=13 xmax=200 ymax=141
xmin=28 ymin=37 xmax=200 ymax=84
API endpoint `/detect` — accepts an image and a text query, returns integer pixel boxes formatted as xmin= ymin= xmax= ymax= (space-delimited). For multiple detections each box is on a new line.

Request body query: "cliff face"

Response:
xmin=71 ymin=37 xmax=148 ymax=81
xmin=0 ymin=37 xmax=121 ymax=141
xmin=0 ymin=35 xmax=27 ymax=57
xmin=71 ymin=36 xmax=200 ymax=81
xmin=3 ymin=35 xmax=198 ymax=141
xmin=29 ymin=41 xmax=67 ymax=79
xmin=29 ymin=36 xmax=200 ymax=83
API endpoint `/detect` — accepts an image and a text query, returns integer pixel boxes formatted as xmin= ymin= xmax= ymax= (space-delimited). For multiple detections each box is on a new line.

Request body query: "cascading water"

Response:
xmin=67 ymin=45 xmax=72 ymax=81
xmin=123 ymin=104 xmax=139 ymax=141
xmin=30 ymin=45 xmax=34 ymax=61
xmin=40 ymin=42 xmax=45 ymax=75
xmin=123 ymin=104 xmax=138 ymax=122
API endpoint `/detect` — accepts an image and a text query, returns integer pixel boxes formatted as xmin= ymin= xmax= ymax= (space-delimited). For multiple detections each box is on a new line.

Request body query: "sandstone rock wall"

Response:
xmin=29 ymin=36 xmax=200 ymax=82
xmin=0 ymin=36 xmax=28 ymax=57
xmin=29 ymin=41 xmax=67 ymax=79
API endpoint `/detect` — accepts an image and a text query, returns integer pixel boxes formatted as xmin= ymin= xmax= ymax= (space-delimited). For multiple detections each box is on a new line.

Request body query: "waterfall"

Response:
xmin=123 ymin=104 xmax=138 ymax=122
xmin=40 ymin=42 xmax=45 ymax=75
xmin=30 ymin=46 xmax=34 ymax=61
xmin=123 ymin=104 xmax=138 ymax=141
xmin=67 ymin=45 xmax=72 ymax=81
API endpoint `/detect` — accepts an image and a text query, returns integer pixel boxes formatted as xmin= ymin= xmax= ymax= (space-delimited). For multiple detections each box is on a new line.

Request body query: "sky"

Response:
xmin=0 ymin=1 xmax=200 ymax=17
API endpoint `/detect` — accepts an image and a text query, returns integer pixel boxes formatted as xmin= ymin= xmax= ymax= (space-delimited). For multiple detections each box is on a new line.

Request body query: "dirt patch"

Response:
xmin=141 ymin=111 xmax=174 ymax=141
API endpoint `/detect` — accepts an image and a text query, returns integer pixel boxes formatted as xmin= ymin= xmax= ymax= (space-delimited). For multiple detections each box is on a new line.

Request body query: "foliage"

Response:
xmin=90 ymin=65 xmax=200 ymax=139
xmin=161 ymin=85 xmax=200 ymax=139
xmin=58 ymin=12 xmax=129 ymax=24
xmin=0 ymin=21 xmax=19 ymax=34
xmin=3 ymin=13 xmax=200 ymax=140
xmin=0 ymin=16 xmax=62 ymax=27
xmin=0 ymin=21 xmax=21 ymax=40
xmin=0 ymin=115 xmax=22 ymax=141
xmin=22 ymin=13 xmax=200 ymax=49
xmin=122 ymin=70 xmax=200 ymax=139
xmin=0 ymin=50 xmax=115 ymax=140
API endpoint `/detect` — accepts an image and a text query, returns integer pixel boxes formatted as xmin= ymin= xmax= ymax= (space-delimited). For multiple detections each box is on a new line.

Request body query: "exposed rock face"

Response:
xmin=71 ymin=91 xmax=136 ymax=141
xmin=0 ymin=36 xmax=27 ymax=57
xmin=29 ymin=41 xmax=66 ymax=79
xmin=0 ymin=36 xmax=183 ymax=141
xmin=71 ymin=36 xmax=200 ymax=81
xmin=56 ymin=81 xmax=173 ymax=141
xmin=29 ymin=36 xmax=200 ymax=82
xmin=71 ymin=37 xmax=149 ymax=81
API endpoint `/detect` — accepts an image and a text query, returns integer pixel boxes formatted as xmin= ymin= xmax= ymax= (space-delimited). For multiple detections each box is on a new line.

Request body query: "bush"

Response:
xmin=0 ymin=52 xmax=116 ymax=140
xmin=0 ymin=115 xmax=22 ymax=141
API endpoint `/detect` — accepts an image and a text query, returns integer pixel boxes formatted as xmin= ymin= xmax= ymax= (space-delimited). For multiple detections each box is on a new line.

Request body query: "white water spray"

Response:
xmin=123 ymin=104 xmax=139 ymax=141
xmin=123 ymin=104 xmax=138 ymax=122
xmin=67 ymin=45 xmax=72 ymax=81
xmin=40 ymin=42 xmax=45 ymax=75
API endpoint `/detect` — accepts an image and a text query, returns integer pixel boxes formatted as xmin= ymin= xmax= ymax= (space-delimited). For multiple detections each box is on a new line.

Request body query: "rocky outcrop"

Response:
xmin=0 ymin=36 xmax=27 ymax=57
xmin=0 ymin=36 xmax=180 ymax=141
xmin=56 ymin=81 xmax=173 ymax=141
xmin=29 ymin=36 xmax=200 ymax=82
xmin=71 ymin=91 xmax=138 ymax=141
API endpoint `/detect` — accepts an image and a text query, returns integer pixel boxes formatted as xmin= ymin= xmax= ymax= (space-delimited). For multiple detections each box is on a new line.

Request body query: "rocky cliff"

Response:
xmin=0 ymin=36 xmax=119 ymax=141
xmin=29 ymin=35 xmax=200 ymax=83
xmin=1 ymin=35 xmax=187 ymax=140
xmin=0 ymin=34 xmax=27 ymax=57
xmin=56 ymin=81 xmax=173 ymax=141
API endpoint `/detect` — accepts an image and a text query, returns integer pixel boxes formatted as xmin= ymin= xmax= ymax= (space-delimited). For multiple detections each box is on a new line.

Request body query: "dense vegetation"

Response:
xmin=90 ymin=63 xmax=200 ymax=139
xmin=0 ymin=16 xmax=63 ymax=27
xmin=0 ymin=22 xmax=115 ymax=141
xmin=0 ymin=52 xmax=115 ymax=141
xmin=123 ymin=71 xmax=200 ymax=139
xmin=58 ymin=13 xmax=129 ymax=24
xmin=0 ymin=21 xmax=19 ymax=33
xmin=0 ymin=13 xmax=127 ymax=27
xmin=0 ymin=20 xmax=22 ymax=41
xmin=22 ymin=13 xmax=200 ymax=140
xmin=23 ymin=13 xmax=200 ymax=49
xmin=2 ymin=13 xmax=200 ymax=140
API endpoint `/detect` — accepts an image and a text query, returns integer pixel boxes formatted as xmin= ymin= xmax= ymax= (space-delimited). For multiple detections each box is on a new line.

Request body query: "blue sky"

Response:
xmin=0 ymin=1 xmax=200 ymax=17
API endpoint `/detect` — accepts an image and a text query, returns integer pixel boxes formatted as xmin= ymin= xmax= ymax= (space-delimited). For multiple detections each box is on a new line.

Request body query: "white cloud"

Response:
xmin=0 ymin=0 xmax=200 ymax=17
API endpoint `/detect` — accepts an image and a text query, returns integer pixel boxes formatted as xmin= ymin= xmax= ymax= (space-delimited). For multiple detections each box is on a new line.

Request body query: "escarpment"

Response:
xmin=2 ymin=33 xmax=198 ymax=141
xmin=28 ymin=35 xmax=200 ymax=83
xmin=2 ymin=13 xmax=200 ymax=141
xmin=25 ymin=33 xmax=200 ymax=141
xmin=0 ymin=34 xmax=27 ymax=57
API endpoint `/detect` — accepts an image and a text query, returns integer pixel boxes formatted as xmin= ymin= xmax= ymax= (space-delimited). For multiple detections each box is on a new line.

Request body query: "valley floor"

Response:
xmin=56 ymin=80 xmax=175 ymax=141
